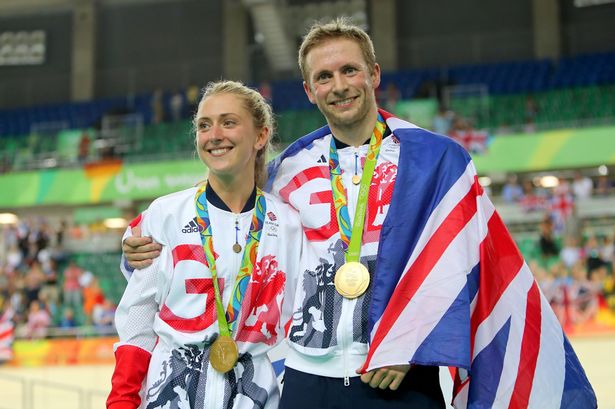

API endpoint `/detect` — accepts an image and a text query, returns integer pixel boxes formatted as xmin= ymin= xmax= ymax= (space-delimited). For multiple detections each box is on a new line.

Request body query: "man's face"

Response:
xmin=303 ymin=38 xmax=380 ymax=130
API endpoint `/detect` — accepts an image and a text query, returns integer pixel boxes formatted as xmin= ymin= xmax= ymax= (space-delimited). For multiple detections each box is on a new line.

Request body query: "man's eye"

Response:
xmin=317 ymin=73 xmax=331 ymax=82
xmin=223 ymin=120 xmax=236 ymax=127
xmin=198 ymin=122 xmax=210 ymax=130
xmin=344 ymin=67 xmax=357 ymax=74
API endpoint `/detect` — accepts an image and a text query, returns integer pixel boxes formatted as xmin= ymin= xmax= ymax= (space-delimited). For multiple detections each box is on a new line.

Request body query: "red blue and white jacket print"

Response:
xmin=266 ymin=109 xmax=596 ymax=408
xmin=109 ymin=187 xmax=308 ymax=409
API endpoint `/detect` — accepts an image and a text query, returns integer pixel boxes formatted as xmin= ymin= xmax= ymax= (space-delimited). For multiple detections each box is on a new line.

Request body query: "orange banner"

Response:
xmin=8 ymin=336 xmax=118 ymax=367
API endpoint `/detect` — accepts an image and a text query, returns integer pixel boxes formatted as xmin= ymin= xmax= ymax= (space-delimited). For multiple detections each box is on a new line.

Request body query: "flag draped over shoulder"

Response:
xmin=361 ymin=111 xmax=596 ymax=408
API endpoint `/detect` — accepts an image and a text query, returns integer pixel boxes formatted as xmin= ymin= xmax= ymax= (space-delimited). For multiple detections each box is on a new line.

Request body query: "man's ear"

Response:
xmin=303 ymin=81 xmax=317 ymax=105
xmin=371 ymin=63 xmax=381 ymax=90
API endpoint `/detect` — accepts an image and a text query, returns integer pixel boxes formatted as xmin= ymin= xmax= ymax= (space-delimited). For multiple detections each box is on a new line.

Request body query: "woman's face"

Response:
xmin=194 ymin=93 xmax=267 ymax=184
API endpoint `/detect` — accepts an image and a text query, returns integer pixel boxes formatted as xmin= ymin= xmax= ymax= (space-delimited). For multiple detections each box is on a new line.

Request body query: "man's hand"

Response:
xmin=123 ymin=235 xmax=162 ymax=270
xmin=357 ymin=364 xmax=411 ymax=391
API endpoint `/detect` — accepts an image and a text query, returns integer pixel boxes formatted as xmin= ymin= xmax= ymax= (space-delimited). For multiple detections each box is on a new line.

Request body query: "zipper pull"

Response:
xmin=352 ymin=151 xmax=361 ymax=185
xmin=344 ymin=375 xmax=350 ymax=387
xmin=233 ymin=217 xmax=242 ymax=254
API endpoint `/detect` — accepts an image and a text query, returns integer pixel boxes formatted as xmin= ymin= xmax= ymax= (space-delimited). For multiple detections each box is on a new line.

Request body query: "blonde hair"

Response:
xmin=193 ymin=80 xmax=274 ymax=188
xmin=298 ymin=17 xmax=376 ymax=82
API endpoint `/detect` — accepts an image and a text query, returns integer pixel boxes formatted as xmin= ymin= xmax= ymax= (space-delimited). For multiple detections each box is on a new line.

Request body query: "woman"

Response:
xmin=107 ymin=81 xmax=308 ymax=409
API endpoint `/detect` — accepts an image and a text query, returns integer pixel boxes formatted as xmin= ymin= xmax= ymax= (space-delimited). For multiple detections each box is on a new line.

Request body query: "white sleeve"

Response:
xmin=115 ymin=205 xmax=165 ymax=352
xmin=114 ymin=253 xmax=162 ymax=353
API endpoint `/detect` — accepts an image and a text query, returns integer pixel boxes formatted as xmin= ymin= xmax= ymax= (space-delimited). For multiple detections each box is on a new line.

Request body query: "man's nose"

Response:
xmin=332 ymin=73 xmax=348 ymax=93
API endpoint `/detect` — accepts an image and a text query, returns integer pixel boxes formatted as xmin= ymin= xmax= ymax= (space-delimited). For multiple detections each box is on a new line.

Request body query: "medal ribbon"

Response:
xmin=194 ymin=184 xmax=266 ymax=336
xmin=329 ymin=115 xmax=386 ymax=263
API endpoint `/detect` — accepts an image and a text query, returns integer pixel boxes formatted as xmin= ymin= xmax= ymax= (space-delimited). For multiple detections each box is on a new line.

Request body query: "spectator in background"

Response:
xmin=550 ymin=179 xmax=575 ymax=235
xmin=571 ymin=171 xmax=593 ymax=200
xmin=59 ymin=307 xmax=77 ymax=329
xmin=38 ymin=257 xmax=59 ymax=307
xmin=600 ymin=233 xmax=614 ymax=268
xmin=523 ymin=119 xmax=536 ymax=133
xmin=523 ymin=95 xmax=538 ymax=133
xmin=531 ymin=260 xmax=554 ymax=300
xmin=594 ymin=175 xmax=612 ymax=196
xmin=77 ymin=131 xmax=91 ymax=164
xmin=150 ymin=88 xmax=165 ymax=124
xmin=55 ymin=219 xmax=67 ymax=249
xmin=448 ymin=116 xmax=487 ymax=154
xmin=9 ymin=286 xmax=26 ymax=326
xmin=0 ymin=266 xmax=7 ymax=294
xmin=519 ymin=179 xmax=546 ymax=212
xmin=92 ymin=298 xmax=115 ymax=329
xmin=524 ymin=95 xmax=539 ymax=124
xmin=82 ymin=277 xmax=104 ymax=323
xmin=547 ymin=262 xmax=570 ymax=326
xmin=23 ymin=261 xmax=45 ymax=307
xmin=501 ymin=174 xmax=524 ymax=203
xmin=432 ymin=105 xmax=453 ymax=136
xmin=185 ymin=83 xmax=200 ymax=115
xmin=25 ymin=300 xmax=50 ymax=339
xmin=495 ymin=121 xmax=513 ymax=136
xmin=169 ymin=89 xmax=185 ymax=121
xmin=539 ymin=215 xmax=559 ymax=259
xmin=258 ymin=80 xmax=272 ymax=102
xmin=381 ymin=82 xmax=401 ymax=113
xmin=78 ymin=269 xmax=94 ymax=289
xmin=563 ymin=199 xmax=583 ymax=241
xmin=38 ymin=291 xmax=58 ymax=327
xmin=560 ymin=236 xmax=582 ymax=269
xmin=585 ymin=235 xmax=605 ymax=276
xmin=62 ymin=260 xmax=82 ymax=312
xmin=0 ymin=152 xmax=11 ymax=174
xmin=569 ymin=261 xmax=599 ymax=326
xmin=6 ymin=244 xmax=22 ymax=273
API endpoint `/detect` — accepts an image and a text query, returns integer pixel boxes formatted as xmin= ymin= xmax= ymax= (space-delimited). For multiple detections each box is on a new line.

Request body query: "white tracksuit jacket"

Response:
xmin=108 ymin=186 xmax=311 ymax=409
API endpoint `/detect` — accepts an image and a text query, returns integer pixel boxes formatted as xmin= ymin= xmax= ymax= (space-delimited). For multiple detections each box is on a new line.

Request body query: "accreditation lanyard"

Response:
xmin=328 ymin=115 xmax=386 ymax=263
xmin=194 ymin=184 xmax=266 ymax=336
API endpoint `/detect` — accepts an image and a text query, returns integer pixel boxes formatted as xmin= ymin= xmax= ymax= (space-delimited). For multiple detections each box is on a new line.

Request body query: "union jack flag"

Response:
xmin=359 ymin=111 xmax=596 ymax=408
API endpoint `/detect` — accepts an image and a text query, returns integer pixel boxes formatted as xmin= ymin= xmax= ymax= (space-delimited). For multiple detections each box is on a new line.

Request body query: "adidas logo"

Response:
xmin=317 ymin=154 xmax=327 ymax=163
xmin=182 ymin=217 xmax=202 ymax=233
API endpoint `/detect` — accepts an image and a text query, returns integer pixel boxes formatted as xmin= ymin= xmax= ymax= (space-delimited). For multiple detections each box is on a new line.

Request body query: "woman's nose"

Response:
xmin=209 ymin=124 xmax=223 ymax=142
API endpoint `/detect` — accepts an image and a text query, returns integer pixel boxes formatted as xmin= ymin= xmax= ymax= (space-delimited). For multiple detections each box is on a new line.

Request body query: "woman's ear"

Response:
xmin=255 ymin=126 xmax=270 ymax=150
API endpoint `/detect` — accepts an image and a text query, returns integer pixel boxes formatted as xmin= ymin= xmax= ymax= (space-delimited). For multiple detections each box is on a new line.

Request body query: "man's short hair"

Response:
xmin=298 ymin=17 xmax=376 ymax=82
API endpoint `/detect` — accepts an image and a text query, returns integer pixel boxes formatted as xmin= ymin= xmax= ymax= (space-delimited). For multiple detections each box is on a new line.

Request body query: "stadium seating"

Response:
xmin=1 ymin=52 xmax=614 ymax=170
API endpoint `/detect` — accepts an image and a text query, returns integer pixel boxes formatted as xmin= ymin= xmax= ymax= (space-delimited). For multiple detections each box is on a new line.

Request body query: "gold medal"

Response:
xmin=210 ymin=335 xmax=239 ymax=373
xmin=232 ymin=243 xmax=242 ymax=253
xmin=334 ymin=261 xmax=370 ymax=299
xmin=352 ymin=174 xmax=361 ymax=185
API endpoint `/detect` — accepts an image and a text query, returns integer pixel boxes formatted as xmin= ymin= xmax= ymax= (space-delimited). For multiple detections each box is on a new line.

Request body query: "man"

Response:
xmin=123 ymin=18 xmax=596 ymax=409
